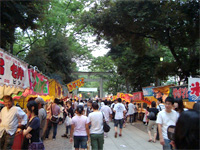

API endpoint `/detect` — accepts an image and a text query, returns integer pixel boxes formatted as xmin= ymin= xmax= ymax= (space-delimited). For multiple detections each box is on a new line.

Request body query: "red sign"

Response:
xmin=132 ymin=92 xmax=143 ymax=100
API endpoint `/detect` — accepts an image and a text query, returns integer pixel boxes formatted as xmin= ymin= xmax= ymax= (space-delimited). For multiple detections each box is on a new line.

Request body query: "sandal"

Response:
xmin=148 ymin=139 xmax=152 ymax=142
xmin=115 ymin=132 xmax=117 ymax=138
xmin=153 ymin=140 xmax=156 ymax=143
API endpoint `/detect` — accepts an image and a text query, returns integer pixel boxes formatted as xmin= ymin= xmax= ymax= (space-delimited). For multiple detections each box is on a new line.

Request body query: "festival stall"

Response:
xmin=0 ymin=48 xmax=31 ymax=150
xmin=132 ymin=92 xmax=149 ymax=121
xmin=0 ymin=48 xmax=30 ymax=101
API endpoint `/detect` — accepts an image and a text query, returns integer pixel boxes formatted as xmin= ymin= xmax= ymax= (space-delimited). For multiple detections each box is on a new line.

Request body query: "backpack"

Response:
xmin=147 ymin=112 xmax=155 ymax=120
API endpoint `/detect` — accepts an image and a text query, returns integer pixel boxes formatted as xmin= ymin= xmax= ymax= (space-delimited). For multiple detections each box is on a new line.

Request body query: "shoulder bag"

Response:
xmin=50 ymin=104 xmax=59 ymax=123
xmin=101 ymin=112 xmax=110 ymax=132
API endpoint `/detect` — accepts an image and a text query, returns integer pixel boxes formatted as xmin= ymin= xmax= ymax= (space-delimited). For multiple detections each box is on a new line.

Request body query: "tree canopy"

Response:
xmin=80 ymin=0 xmax=199 ymax=84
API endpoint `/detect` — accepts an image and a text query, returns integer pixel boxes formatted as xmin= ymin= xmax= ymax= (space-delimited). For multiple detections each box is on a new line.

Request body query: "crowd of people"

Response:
xmin=0 ymin=95 xmax=199 ymax=150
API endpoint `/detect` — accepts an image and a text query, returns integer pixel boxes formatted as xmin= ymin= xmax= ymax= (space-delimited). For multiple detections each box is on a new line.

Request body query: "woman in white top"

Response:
xmin=87 ymin=102 xmax=104 ymax=150
xmin=70 ymin=105 xmax=90 ymax=150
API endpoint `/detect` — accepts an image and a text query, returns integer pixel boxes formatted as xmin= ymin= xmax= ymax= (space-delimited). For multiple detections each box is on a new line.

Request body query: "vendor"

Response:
xmin=0 ymin=95 xmax=27 ymax=150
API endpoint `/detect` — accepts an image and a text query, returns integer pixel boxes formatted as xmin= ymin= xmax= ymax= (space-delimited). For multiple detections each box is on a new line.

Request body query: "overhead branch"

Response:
xmin=16 ymin=38 xmax=38 ymax=56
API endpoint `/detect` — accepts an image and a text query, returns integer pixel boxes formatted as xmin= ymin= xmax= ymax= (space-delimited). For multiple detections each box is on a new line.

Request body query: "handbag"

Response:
xmin=50 ymin=104 xmax=59 ymax=123
xmin=101 ymin=112 xmax=110 ymax=132
xmin=65 ymin=116 xmax=72 ymax=126
xmin=147 ymin=111 xmax=155 ymax=120
xmin=28 ymin=142 xmax=45 ymax=150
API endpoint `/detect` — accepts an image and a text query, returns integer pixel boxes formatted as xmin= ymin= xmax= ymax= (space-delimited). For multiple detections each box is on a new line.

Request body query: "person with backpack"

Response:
xmin=157 ymin=98 xmax=165 ymax=112
xmin=147 ymin=101 xmax=159 ymax=143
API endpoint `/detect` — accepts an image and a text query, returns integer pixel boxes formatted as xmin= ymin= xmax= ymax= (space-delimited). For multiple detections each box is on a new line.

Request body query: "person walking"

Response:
xmin=156 ymin=97 xmax=179 ymax=150
xmin=133 ymin=103 xmax=138 ymax=122
xmin=35 ymin=97 xmax=47 ymax=141
xmin=21 ymin=101 xmax=41 ymax=150
xmin=100 ymin=100 xmax=112 ymax=138
xmin=70 ymin=105 xmax=90 ymax=150
xmin=127 ymin=100 xmax=135 ymax=125
xmin=62 ymin=101 xmax=74 ymax=138
xmin=45 ymin=98 xmax=60 ymax=140
xmin=147 ymin=101 xmax=159 ymax=143
xmin=87 ymin=102 xmax=104 ymax=150
xmin=113 ymin=98 xmax=126 ymax=138
xmin=0 ymin=95 xmax=27 ymax=150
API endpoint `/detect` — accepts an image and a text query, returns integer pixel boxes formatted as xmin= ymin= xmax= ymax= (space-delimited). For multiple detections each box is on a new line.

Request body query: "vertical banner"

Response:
xmin=28 ymin=69 xmax=49 ymax=95
xmin=0 ymin=48 xmax=29 ymax=88
xmin=188 ymin=78 xmax=200 ymax=102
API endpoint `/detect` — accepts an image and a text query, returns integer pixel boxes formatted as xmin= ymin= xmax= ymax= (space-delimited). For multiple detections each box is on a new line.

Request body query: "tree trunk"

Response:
xmin=126 ymin=78 xmax=129 ymax=93
xmin=10 ymin=43 xmax=13 ymax=54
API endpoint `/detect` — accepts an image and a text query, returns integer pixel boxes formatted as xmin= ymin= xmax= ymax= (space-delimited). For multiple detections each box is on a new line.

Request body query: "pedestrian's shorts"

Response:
xmin=73 ymin=136 xmax=88 ymax=149
xmin=114 ymin=119 xmax=124 ymax=129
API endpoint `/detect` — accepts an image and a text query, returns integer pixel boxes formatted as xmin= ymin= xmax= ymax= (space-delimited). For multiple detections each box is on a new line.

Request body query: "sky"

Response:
xmin=75 ymin=34 xmax=110 ymax=71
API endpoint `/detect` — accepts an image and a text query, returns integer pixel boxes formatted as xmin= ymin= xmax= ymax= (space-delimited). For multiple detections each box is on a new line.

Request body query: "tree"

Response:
xmin=0 ymin=0 xmax=47 ymax=53
xmin=11 ymin=0 xmax=93 ymax=84
xmin=80 ymin=0 xmax=199 ymax=82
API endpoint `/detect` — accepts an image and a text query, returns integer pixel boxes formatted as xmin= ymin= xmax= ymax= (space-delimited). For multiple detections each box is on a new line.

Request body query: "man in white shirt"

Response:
xmin=127 ymin=100 xmax=135 ymax=125
xmin=87 ymin=102 xmax=104 ymax=150
xmin=156 ymin=97 xmax=178 ymax=150
xmin=0 ymin=95 xmax=27 ymax=150
xmin=113 ymin=98 xmax=126 ymax=138
xmin=100 ymin=101 xmax=112 ymax=137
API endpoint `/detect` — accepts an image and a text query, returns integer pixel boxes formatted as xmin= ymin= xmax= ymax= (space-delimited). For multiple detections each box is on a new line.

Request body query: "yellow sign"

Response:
xmin=67 ymin=78 xmax=84 ymax=92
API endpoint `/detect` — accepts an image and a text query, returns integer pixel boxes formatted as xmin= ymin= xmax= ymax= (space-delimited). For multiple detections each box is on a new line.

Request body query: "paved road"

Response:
xmin=43 ymin=121 xmax=162 ymax=150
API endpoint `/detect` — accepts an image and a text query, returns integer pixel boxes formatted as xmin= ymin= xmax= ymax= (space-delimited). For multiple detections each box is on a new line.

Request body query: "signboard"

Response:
xmin=0 ymin=48 xmax=29 ymax=88
xmin=169 ymin=85 xmax=188 ymax=101
xmin=28 ymin=69 xmax=49 ymax=95
xmin=142 ymin=86 xmax=154 ymax=97
xmin=67 ymin=78 xmax=84 ymax=92
xmin=188 ymin=78 xmax=200 ymax=102
xmin=116 ymin=93 xmax=130 ymax=102
xmin=132 ymin=92 xmax=143 ymax=100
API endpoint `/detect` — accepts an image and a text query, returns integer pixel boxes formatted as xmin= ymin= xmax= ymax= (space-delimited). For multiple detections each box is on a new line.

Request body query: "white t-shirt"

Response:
xmin=127 ymin=103 xmax=135 ymax=115
xmin=100 ymin=105 xmax=112 ymax=122
xmin=156 ymin=110 xmax=178 ymax=139
xmin=71 ymin=115 xmax=88 ymax=136
xmin=0 ymin=106 xmax=27 ymax=137
xmin=87 ymin=111 xmax=104 ymax=134
xmin=157 ymin=103 xmax=165 ymax=111
xmin=113 ymin=103 xmax=126 ymax=120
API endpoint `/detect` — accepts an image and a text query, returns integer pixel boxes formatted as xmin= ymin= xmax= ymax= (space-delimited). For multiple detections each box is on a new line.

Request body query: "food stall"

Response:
xmin=0 ymin=48 xmax=31 ymax=150
xmin=132 ymin=92 xmax=151 ymax=121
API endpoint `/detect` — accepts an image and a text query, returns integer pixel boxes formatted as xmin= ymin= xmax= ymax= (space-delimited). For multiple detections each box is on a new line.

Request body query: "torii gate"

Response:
xmin=71 ymin=72 xmax=112 ymax=98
